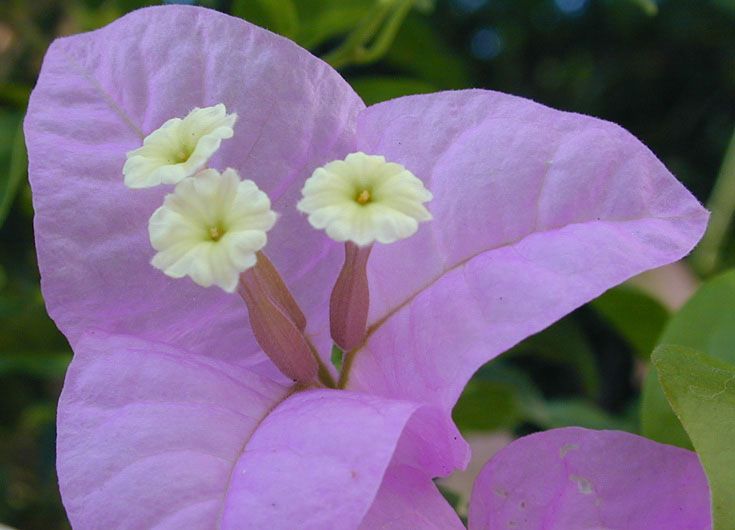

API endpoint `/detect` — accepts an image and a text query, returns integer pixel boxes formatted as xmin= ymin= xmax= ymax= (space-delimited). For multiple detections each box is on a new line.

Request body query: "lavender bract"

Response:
xmin=469 ymin=428 xmax=711 ymax=530
xmin=25 ymin=5 xmax=709 ymax=529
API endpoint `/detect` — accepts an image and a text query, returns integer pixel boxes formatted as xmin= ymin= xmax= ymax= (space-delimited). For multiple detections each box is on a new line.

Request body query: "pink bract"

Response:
xmin=25 ymin=5 xmax=708 ymax=529
xmin=469 ymin=428 xmax=711 ymax=530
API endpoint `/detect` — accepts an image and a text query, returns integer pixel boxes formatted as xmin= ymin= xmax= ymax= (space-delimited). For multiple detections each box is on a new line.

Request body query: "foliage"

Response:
xmin=654 ymin=345 xmax=735 ymax=530
xmin=641 ymin=270 xmax=735 ymax=448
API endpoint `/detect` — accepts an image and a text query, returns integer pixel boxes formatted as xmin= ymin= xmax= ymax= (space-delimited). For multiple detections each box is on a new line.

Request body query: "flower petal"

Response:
xmin=347 ymin=90 xmax=708 ymax=409
xmin=467 ymin=427 xmax=711 ymax=530
xmin=359 ymin=464 xmax=465 ymax=529
xmin=58 ymin=331 xmax=468 ymax=529
xmin=25 ymin=5 xmax=363 ymax=360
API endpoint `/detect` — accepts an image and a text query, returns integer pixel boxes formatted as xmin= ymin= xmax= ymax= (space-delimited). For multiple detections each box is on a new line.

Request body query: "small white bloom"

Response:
xmin=297 ymin=152 xmax=432 ymax=246
xmin=148 ymin=168 xmax=276 ymax=292
xmin=124 ymin=104 xmax=237 ymax=188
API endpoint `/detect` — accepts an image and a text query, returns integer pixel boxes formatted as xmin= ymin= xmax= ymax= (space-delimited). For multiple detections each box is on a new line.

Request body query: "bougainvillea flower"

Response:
xmin=26 ymin=5 xmax=708 ymax=528
xmin=148 ymin=167 xmax=277 ymax=292
xmin=469 ymin=427 xmax=711 ymax=529
xmin=123 ymin=103 xmax=237 ymax=188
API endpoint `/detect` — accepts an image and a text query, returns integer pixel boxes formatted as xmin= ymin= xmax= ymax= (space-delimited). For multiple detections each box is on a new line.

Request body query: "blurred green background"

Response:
xmin=1 ymin=0 xmax=734 ymax=527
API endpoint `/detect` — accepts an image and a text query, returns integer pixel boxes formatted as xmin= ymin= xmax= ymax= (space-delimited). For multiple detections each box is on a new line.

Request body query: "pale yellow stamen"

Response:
xmin=356 ymin=189 xmax=371 ymax=205
xmin=209 ymin=226 xmax=223 ymax=241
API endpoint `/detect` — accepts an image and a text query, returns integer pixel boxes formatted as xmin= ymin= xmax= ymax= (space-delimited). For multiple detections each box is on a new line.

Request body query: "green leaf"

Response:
xmin=591 ymin=285 xmax=669 ymax=359
xmin=641 ymin=270 xmax=735 ymax=448
xmin=452 ymin=378 xmax=522 ymax=432
xmin=0 ymin=112 xmax=26 ymax=228
xmin=350 ymin=76 xmax=436 ymax=105
xmin=232 ymin=0 xmax=300 ymax=39
xmin=653 ymin=345 xmax=735 ymax=529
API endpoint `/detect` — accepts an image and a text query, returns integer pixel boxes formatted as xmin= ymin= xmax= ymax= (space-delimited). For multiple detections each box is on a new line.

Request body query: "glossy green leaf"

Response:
xmin=641 ymin=270 xmax=735 ymax=448
xmin=653 ymin=345 xmax=735 ymax=529
xmin=232 ymin=0 xmax=299 ymax=39
xmin=350 ymin=76 xmax=436 ymax=105
xmin=591 ymin=285 xmax=669 ymax=359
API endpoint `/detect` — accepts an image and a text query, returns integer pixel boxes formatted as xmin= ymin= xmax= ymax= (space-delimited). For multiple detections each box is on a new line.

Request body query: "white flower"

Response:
xmin=124 ymin=104 xmax=237 ymax=188
xmin=297 ymin=152 xmax=432 ymax=246
xmin=148 ymin=168 xmax=277 ymax=292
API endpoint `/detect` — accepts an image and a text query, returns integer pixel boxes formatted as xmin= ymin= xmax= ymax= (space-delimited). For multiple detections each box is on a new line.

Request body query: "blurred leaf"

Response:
xmin=0 ymin=353 xmax=70 ymax=379
xmin=384 ymin=15 xmax=471 ymax=89
xmin=295 ymin=0 xmax=373 ymax=49
xmin=412 ymin=0 xmax=436 ymax=14
xmin=232 ymin=0 xmax=299 ymax=39
xmin=712 ymin=0 xmax=735 ymax=16
xmin=692 ymin=126 xmax=735 ymax=276
xmin=0 ymin=286 xmax=69 ymax=359
xmin=641 ymin=270 xmax=735 ymax=448
xmin=0 ymin=113 xmax=26 ymax=228
xmin=18 ymin=403 xmax=56 ymax=432
xmin=453 ymin=379 xmax=522 ymax=432
xmin=624 ymin=0 xmax=659 ymax=16
xmin=436 ymin=483 xmax=462 ymax=513
xmin=350 ymin=76 xmax=435 ymax=105
xmin=528 ymin=399 xmax=635 ymax=432
xmin=510 ymin=318 xmax=600 ymax=398
xmin=654 ymin=345 xmax=735 ymax=529
xmin=0 ymin=83 xmax=31 ymax=107
xmin=591 ymin=285 xmax=669 ymax=359
xmin=455 ymin=359 xmax=630 ymax=433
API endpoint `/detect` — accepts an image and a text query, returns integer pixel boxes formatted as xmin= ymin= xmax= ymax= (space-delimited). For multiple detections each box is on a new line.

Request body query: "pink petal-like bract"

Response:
xmin=349 ymin=91 xmax=708 ymax=409
xmin=26 ymin=5 xmax=363 ymax=363
xmin=468 ymin=427 xmax=711 ymax=530
xmin=25 ymin=5 xmax=709 ymax=529
xmin=58 ymin=331 xmax=467 ymax=529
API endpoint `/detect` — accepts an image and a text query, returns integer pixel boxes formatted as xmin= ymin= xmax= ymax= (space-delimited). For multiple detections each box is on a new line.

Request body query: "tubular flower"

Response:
xmin=298 ymin=151 xmax=432 ymax=246
xmin=25 ymin=6 xmax=710 ymax=529
xmin=123 ymin=103 xmax=237 ymax=188
xmin=149 ymin=168 xmax=276 ymax=292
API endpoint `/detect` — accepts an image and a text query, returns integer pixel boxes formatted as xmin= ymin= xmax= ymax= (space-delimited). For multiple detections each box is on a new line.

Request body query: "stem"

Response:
xmin=337 ymin=347 xmax=359 ymax=389
xmin=307 ymin=337 xmax=338 ymax=389
xmin=322 ymin=0 xmax=413 ymax=70
xmin=354 ymin=0 xmax=414 ymax=65
xmin=692 ymin=126 xmax=735 ymax=276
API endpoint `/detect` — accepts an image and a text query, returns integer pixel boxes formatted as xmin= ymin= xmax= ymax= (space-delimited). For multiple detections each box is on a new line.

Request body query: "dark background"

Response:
xmin=1 ymin=0 xmax=733 ymax=527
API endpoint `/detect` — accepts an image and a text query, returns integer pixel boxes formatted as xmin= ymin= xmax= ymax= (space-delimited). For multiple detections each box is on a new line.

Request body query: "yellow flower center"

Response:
xmin=209 ymin=225 xmax=224 ymax=241
xmin=356 ymin=189 xmax=371 ymax=205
